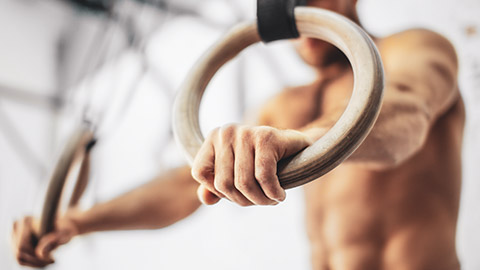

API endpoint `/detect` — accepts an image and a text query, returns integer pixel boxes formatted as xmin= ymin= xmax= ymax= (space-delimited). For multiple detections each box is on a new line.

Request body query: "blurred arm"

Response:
xmin=12 ymin=166 xmax=201 ymax=267
xmin=70 ymin=165 xmax=201 ymax=234
xmin=300 ymin=30 xmax=460 ymax=169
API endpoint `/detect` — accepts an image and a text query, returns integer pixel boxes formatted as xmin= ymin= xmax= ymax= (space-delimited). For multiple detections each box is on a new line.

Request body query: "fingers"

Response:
xmin=18 ymin=251 xmax=53 ymax=268
xmin=254 ymin=148 xmax=286 ymax=202
xmin=253 ymin=129 xmax=310 ymax=202
xmin=16 ymin=217 xmax=35 ymax=254
xmin=191 ymin=125 xmax=296 ymax=206
xmin=191 ymin=129 xmax=223 ymax=200
xmin=277 ymin=129 xmax=312 ymax=157
xmin=12 ymin=217 xmax=55 ymax=268
xmin=234 ymin=132 xmax=277 ymax=205
xmin=213 ymin=127 xmax=253 ymax=206
xmin=35 ymin=233 xmax=60 ymax=261
xmin=192 ymin=125 xmax=293 ymax=207
xmin=197 ymin=185 xmax=221 ymax=205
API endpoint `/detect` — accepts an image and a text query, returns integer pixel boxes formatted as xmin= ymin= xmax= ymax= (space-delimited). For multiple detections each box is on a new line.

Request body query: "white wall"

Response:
xmin=0 ymin=0 xmax=479 ymax=269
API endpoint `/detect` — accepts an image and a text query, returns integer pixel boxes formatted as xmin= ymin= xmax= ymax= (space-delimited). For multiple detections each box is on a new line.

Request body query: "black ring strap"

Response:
xmin=257 ymin=0 xmax=307 ymax=42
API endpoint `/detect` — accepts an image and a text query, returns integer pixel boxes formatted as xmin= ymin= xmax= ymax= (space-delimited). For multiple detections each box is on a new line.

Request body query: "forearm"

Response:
xmin=299 ymin=91 xmax=431 ymax=169
xmin=345 ymin=98 xmax=430 ymax=168
xmin=67 ymin=166 xmax=201 ymax=235
xmin=344 ymin=76 xmax=459 ymax=169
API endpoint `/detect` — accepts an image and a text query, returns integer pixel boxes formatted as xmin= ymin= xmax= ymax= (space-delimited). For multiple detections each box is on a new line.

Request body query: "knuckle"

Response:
xmin=219 ymin=124 xmax=237 ymax=142
xmin=254 ymin=127 xmax=275 ymax=144
xmin=234 ymin=177 xmax=254 ymax=193
xmin=214 ymin=178 xmax=232 ymax=193
xmin=220 ymin=124 xmax=236 ymax=133
xmin=238 ymin=126 xmax=252 ymax=140
xmin=255 ymin=167 xmax=272 ymax=184
xmin=191 ymin=167 xmax=210 ymax=183
xmin=191 ymin=168 xmax=202 ymax=181
xmin=206 ymin=127 xmax=220 ymax=138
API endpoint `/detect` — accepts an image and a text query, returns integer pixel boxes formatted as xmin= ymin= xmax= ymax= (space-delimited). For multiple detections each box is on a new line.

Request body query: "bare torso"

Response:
xmin=262 ymin=32 xmax=465 ymax=270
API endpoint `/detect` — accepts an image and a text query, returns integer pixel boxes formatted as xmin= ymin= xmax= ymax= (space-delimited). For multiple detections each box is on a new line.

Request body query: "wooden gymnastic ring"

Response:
xmin=39 ymin=127 xmax=95 ymax=237
xmin=173 ymin=7 xmax=384 ymax=189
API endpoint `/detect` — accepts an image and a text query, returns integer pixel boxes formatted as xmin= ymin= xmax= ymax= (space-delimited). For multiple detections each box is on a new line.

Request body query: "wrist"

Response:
xmin=62 ymin=208 xmax=87 ymax=236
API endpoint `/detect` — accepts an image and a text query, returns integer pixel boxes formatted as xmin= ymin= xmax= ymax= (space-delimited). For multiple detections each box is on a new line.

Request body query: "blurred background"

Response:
xmin=0 ymin=0 xmax=479 ymax=269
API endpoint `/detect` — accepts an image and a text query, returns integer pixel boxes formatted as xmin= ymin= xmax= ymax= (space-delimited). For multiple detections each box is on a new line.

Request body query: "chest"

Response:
xmin=272 ymin=73 xmax=354 ymax=130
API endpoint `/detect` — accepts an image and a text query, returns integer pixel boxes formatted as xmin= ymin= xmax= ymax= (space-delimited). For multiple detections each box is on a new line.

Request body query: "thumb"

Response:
xmin=197 ymin=185 xmax=221 ymax=205
xmin=35 ymin=233 xmax=60 ymax=262
xmin=279 ymin=129 xmax=313 ymax=158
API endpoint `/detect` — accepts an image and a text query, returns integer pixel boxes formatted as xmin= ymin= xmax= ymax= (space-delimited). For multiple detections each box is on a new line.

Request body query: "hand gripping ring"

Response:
xmin=173 ymin=7 xmax=385 ymax=189
xmin=39 ymin=127 xmax=95 ymax=237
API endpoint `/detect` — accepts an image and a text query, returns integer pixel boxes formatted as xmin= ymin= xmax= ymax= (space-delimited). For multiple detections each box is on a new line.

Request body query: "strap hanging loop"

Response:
xmin=257 ymin=0 xmax=307 ymax=42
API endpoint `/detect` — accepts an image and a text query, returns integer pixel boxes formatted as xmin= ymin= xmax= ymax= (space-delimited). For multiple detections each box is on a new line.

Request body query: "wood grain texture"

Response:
xmin=173 ymin=7 xmax=385 ymax=189
xmin=39 ymin=127 xmax=94 ymax=237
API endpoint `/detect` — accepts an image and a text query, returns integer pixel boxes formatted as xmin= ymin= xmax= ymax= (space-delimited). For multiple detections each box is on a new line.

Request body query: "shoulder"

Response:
xmin=376 ymin=29 xmax=461 ymax=120
xmin=378 ymin=29 xmax=458 ymax=68
xmin=378 ymin=28 xmax=459 ymax=93
xmin=380 ymin=28 xmax=456 ymax=52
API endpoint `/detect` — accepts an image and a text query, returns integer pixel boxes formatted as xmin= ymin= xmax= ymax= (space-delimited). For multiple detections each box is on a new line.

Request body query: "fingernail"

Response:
xmin=275 ymin=195 xmax=286 ymax=203
xmin=269 ymin=200 xmax=279 ymax=205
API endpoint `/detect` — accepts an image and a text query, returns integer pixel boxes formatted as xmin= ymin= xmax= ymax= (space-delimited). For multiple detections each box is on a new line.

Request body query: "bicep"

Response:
xmin=383 ymin=30 xmax=459 ymax=123
xmin=347 ymin=31 xmax=460 ymax=168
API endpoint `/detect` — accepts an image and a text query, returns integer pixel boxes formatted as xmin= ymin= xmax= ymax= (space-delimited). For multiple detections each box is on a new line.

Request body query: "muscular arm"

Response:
xmin=70 ymin=166 xmax=200 ymax=234
xmin=190 ymin=29 xmax=461 ymax=206
xmin=12 ymin=166 xmax=201 ymax=267
xmin=345 ymin=29 xmax=460 ymax=168
xmin=273 ymin=29 xmax=460 ymax=169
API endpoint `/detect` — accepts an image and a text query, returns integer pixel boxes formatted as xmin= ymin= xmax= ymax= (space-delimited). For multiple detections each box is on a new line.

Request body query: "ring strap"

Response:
xmin=257 ymin=0 xmax=307 ymax=42
xmin=85 ymin=138 xmax=97 ymax=151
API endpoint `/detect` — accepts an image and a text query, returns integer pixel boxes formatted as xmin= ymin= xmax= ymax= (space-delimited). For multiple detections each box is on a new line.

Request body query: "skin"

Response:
xmin=12 ymin=0 xmax=464 ymax=269
xmin=192 ymin=0 xmax=465 ymax=269
xmin=11 ymin=167 xmax=201 ymax=267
